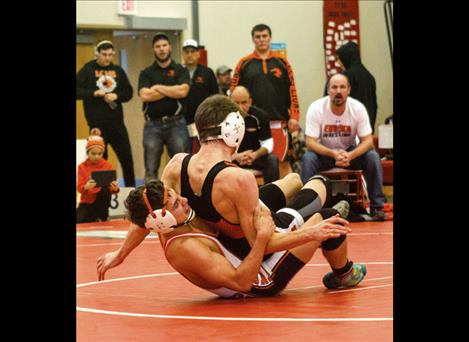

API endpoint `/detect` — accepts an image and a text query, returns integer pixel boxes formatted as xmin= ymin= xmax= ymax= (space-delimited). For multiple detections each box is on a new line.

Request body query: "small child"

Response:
xmin=76 ymin=134 xmax=120 ymax=223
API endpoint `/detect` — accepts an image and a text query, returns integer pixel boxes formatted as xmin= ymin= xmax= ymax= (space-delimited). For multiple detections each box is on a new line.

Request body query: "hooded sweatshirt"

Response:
xmin=336 ymin=42 xmax=378 ymax=132
xmin=76 ymin=59 xmax=133 ymax=127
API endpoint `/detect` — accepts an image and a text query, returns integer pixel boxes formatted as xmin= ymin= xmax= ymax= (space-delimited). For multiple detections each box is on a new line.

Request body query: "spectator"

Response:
xmin=138 ymin=32 xmax=191 ymax=182
xmin=76 ymin=40 xmax=135 ymax=187
xmin=301 ymin=73 xmax=386 ymax=221
xmin=77 ymin=134 xmax=120 ymax=223
xmin=231 ymin=23 xmax=300 ymax=167
xmin=326 ymin=41 xmax=378 ymax=133
xmin=181 ymin=39 xmax=219 ymax=153
xmin=230 ymin=86 xmax=279 ymax=184
xmin=216 ymin=65 xmax=232 ymax=95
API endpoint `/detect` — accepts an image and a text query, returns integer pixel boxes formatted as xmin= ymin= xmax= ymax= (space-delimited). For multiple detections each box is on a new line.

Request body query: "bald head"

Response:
xmin=230 ymin=86 xmax=252 ymax=113
xmin=328 ymin=73 xmax=351 ymax=108
xmin=329 ymin=73 xmax=350 ymax=88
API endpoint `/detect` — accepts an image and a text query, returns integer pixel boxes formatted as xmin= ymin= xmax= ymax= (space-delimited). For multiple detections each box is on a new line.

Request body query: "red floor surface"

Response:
xmin=77 ymin=219 xmax=393 ymax=341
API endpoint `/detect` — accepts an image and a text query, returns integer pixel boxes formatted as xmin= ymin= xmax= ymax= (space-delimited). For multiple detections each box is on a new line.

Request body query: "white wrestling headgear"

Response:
xmin=204 ymin=111 xmax=245 ymax=148
xmin=142 ymin=186 xmax=196 ymax=234
xmin=142 ymin=187 xmax=177 ymax=234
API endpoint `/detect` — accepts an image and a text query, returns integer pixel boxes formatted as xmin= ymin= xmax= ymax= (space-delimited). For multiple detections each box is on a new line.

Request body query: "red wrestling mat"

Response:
xmin=77 ymin=220 xmax=393 ymax=341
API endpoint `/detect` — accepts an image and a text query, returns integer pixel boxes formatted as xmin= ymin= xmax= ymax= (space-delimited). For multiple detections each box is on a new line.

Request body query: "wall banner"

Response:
xmin=323 ymin=0 xmax=360 ymax=78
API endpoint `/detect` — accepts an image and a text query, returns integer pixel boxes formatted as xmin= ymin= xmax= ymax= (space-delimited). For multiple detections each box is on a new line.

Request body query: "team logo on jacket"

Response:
xmin=195 ymin=76 xmax=204 ymax=83
xmin=270 ymin=67 xmax=283 ymax=78
xmin=96 ymin=75 xmax=117 ymax=93
xmin=167 ymin=69 xmax=175 ymax=77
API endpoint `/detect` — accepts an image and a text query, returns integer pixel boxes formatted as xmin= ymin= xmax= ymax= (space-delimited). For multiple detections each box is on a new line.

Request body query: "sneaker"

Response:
xmin=370 ymin=207 xmax=386 ymax=221
xmin=322 ymin=263 xmax=367 ymax=289
xmin=332 ymin=200 xmax=350 ymax=219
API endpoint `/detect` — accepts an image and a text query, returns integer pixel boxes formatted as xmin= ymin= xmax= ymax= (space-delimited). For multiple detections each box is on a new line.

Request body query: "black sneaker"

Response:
xmin=370 ymin=207 xmax=386 ymax=221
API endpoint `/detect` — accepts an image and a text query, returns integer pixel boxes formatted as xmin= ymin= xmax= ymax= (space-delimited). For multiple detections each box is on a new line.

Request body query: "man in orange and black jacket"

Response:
xmin=230 ymin=24 xmax=300 ymax=164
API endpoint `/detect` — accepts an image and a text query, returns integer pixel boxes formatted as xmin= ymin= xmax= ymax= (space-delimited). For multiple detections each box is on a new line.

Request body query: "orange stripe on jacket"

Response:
xmin=278 ymin=56 xmax=300 ymax=122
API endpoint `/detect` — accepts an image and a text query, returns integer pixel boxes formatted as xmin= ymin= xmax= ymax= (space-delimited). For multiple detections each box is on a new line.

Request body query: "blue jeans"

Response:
xmin=143 ymin=116 xmax=190 ymax=182
xmin=300 ymin=148 xmax=385 ymax=209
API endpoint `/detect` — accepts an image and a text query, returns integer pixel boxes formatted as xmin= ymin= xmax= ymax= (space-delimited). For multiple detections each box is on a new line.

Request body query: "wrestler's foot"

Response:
xmin=322 ymin=263 xmax=367 ymax=289
xmin=332 ymin=200 xmax=350 ymax=219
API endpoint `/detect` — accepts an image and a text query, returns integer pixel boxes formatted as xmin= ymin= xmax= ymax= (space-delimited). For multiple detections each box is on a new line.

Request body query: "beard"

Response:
xmin=332 ymin=95 xmax=345 ymax=106
xmin=155 ymin=52 xmax=171 ymax=63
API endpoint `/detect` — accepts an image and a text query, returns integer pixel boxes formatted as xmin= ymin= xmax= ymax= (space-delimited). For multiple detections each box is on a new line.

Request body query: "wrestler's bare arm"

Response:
xmin=217 ymin=168 xmax=260 ymax=247
xmin=219 ymin=169 xmax=351 ymax=253
xmin=97 ymin=223 xmax=150 ymax=281
xmin=161 ymin=153 xmax=188 ymax=194
xmin=264 ymin=214 xmax=352 ymax=253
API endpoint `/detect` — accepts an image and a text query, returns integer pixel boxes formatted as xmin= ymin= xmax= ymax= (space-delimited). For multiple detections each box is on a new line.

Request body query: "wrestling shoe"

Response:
xmin=332 ymin=200 xmax=350 ymax=219
xmin=322 ymin=263 xmax=367 ymax=289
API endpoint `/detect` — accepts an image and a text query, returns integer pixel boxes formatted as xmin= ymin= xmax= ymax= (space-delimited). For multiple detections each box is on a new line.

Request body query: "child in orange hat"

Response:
xmin=76 ymin=133 xmax=120 ymax=223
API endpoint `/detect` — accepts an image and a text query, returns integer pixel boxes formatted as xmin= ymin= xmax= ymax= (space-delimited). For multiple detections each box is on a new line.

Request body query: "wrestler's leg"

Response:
xmin=287 ymin=213 xmax=323 ymax=262
xmin=289 ymin=208 xmax=347 ymax=266
xmin=272 ymin=175 xmax=332 ymax=232
xmin=258 ymin=173 xmax=302 ymax=213
xmin=270 ymin=173 xmax=303 ymax=203
xmin=291 ymin=208 xmax=366 ymax=289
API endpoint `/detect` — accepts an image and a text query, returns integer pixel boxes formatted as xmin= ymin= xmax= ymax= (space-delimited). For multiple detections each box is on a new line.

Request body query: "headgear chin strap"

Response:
xmin=142 ymin=187 xmax=176 ymax=234
xmin=204 ymin=111 xmax=245 ymax=148
xmin=183 ymin=208 xmax=195 ymax=224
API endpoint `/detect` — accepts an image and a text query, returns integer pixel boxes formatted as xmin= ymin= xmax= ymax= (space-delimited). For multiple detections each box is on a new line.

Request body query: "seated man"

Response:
xmin=216 ymin=65 xmax=232 ymax=96
xmin=301 ymin=73 xmax=386 ymax=221
xmin=97 ymin=179 xmax=366 ymax=297
xmin=230 ymin=86 xmax=279 ymax=184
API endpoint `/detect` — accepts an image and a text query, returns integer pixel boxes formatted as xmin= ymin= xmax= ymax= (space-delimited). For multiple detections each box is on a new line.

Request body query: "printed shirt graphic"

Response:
xmin=305 ymin=96 xmax=371 ymax=150
xmin=95 ymin=70 xmax=118 ymax=93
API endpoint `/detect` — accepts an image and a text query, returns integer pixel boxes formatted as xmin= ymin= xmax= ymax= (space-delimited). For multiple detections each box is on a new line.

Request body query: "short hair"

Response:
xmin=251 ymin=24 xmax=272 ymax=37
xmin=195 ymin=94 xmax=245 ymax=142
xmin=96 ymin=41 xmax=114 ymax=53
xmin=124 ymin=180 xmax=166 ymax=228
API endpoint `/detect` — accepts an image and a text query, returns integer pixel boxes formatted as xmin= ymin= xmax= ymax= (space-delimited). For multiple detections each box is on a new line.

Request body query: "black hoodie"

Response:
xmin=76 ymin=59 xmax=133 ymax=127
xmin=336 ymin=42 xmax=378 ymax=132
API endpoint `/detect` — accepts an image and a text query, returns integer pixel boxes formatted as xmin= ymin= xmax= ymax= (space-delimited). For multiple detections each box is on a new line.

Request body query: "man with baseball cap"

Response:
xmin=181 ymin=38 xmax=218 ymax=153
xmin=216 ymin=65 xmax=232 ymax=95
xmin=138 ymin=32 xmax=191 ymax=182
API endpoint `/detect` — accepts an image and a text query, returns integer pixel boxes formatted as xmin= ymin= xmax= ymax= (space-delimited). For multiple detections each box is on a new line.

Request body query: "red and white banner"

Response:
xmin=323 ymin=0 xmax=360 ymax=78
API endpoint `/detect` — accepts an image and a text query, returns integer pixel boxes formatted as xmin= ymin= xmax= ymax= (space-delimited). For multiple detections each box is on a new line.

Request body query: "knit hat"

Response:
xmin=86 ymin=135 xmax=105 ymax=152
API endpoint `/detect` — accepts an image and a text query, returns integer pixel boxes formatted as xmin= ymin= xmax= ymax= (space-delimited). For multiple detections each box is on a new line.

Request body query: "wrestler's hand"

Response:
xmin=253 ymin=205 xmax=275 ymax=241
xmin=97 ymin=250 xmax=123 ymax=281
xmin=303 ymin=214 xmax=351 ymax=242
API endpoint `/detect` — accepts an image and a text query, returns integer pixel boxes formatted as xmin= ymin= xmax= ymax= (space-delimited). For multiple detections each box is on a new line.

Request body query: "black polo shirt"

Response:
xmin=182 ymin=64 xmax=219 ymax=124
xmin=238 ymin=105 xmax=272 ymax=153
xmin=138 ymin=60 xmax=190 ymax=120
